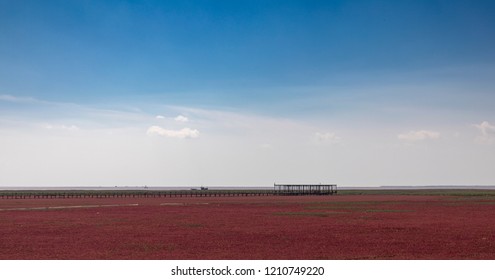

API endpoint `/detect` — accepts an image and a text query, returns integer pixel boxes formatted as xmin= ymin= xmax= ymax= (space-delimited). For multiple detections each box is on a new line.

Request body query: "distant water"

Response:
xmin=1 ymin=185 xmax=495 ymax=191
xmin=339 ymin=185 xmax=495 ymax=190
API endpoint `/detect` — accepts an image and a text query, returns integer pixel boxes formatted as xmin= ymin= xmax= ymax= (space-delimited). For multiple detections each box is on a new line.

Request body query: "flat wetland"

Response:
xmin=1 ymin=189 xmax=494 ymax=259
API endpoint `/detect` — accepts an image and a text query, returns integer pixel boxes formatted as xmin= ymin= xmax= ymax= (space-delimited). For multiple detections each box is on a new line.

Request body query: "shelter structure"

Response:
xmin=274 ymin=184 xmax=337 ymax=195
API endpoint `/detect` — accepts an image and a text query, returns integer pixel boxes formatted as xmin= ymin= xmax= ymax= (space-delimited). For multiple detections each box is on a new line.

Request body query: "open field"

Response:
xmin=1 ymin=190 xmax=495 ymax=259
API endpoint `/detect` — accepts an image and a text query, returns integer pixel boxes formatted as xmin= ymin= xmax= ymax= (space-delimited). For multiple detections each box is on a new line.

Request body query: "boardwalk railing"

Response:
xmin=0 ymin=187 xmax=337 ymax=199
xmin=274 ymin=184 xmax=337 ymax=196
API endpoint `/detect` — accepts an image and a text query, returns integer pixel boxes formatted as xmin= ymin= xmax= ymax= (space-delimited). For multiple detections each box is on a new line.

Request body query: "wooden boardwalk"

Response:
xmin=274 ymin=184 xmax=337 ymax=195
xmin=0 ymin=186 xmax=337 ymax=199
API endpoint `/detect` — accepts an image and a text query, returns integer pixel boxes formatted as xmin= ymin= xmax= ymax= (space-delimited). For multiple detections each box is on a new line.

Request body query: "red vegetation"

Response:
xmin=1 ymin=195 xmax=494 ymax=259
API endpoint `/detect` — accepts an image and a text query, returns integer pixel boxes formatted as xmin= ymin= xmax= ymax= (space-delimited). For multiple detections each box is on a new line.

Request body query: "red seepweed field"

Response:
xmin=1 ymin=190 xmax=495 ymax=259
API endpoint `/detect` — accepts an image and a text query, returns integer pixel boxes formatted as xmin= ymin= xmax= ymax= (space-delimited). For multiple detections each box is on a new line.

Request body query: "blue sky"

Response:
xmin=1 ymin=0 xmax=495 ymax=186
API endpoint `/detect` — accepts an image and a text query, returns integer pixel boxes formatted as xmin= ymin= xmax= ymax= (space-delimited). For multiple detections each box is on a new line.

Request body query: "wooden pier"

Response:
xmin=0 ymin=185 xmax=337 ymax=199
xmin=274 ymin=184 xmax=337 ymax=195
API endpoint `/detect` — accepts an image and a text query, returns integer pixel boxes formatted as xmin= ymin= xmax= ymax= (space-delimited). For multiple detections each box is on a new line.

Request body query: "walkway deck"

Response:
xmin=0 ymin=186 xmax=337 ymax=199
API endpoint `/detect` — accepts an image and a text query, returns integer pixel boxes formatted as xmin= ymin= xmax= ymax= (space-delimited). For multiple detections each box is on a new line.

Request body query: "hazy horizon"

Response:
xmin=2 ymin=185 xmax=495 ymax=192
xmin=1 ymin=1 xmax=495 ymax=187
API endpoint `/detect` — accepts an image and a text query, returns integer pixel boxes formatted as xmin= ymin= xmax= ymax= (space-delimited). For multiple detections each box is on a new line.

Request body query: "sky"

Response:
xmin=1 ymin=0 xmax=495 ymax=187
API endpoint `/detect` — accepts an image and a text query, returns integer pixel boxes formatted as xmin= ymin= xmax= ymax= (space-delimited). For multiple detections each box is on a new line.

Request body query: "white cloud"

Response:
xmin=0 ymin=94 xmax=39 ymax=103
xmin=474 ymin=121 xmax=495 ymax=136
xmin=155 ymin=115 xmax=165 ymax=119
xmin=45 ymin=124 xmax=80 ymax=131
xmin=315 ymin=132 xmax=341 ymax=143
xmin=474 ymin=121 xmax=495 ymax=143
xmin=398 ymin=130 xmax=440 ymax=141
xmin=174 ymin=115 xmax=189 ymax=122
xmin=260 ymin=143 xmax=273 ymax=149
xmin=146 ymin=126 xmax=199 ymax=139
